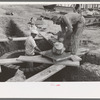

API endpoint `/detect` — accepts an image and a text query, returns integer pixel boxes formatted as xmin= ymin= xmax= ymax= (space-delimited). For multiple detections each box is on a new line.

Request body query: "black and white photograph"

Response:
xmin=0 ymin=2 xmax=100 ymax=82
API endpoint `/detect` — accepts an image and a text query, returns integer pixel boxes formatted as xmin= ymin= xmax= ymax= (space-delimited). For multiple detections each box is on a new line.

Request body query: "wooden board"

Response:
xmin=70 ymin=55 xmax=82 ymax=61
xmin=39 ymin=32 xmax=49 ymax=40
xmin=39 ymin=32 xmax=53 ymax=45
xmin=41 ymin=49 xmax=71 ymax=62
xmin=25 ymin=64 xmax=66 ymax=82
xmin=17 ymin=55 xmax=53 ymax=64
xmin=0 ymin=36 xmax=42 ymax=42
xmin=17 ymin=55 xmax=80 ymax=66
xmin=0 ymin=58 xmax=22 ymax=65
xmin=76 ymin=48 xmax=90 ymax=56
xmin=0 ymin=37 xmax=26 ymax=42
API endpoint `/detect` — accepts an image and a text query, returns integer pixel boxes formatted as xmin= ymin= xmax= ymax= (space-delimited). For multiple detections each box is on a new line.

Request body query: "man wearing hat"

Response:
xmin=52 ymin=9 xmax=85 ymax=55
xmin=24 ymin=26 xmax=41 ymax=70
xmin=25 ymin=29 xmax=41 ymax=56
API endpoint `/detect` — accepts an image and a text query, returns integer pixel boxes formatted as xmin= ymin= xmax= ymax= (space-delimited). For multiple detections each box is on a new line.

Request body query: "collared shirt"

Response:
xmin=25 ymin=36 xmax=37 ymax=56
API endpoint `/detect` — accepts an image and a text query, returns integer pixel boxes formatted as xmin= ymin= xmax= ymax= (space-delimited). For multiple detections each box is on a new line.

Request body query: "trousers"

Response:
xmin=63 ymin=24 xmax=84 ymax=54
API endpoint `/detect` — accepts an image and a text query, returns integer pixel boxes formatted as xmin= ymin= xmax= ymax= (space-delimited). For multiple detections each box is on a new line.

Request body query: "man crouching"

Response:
xmin=24 ymin=27 xmax=41 ymax=71
xmin=25 ymin=30 xmax=41 ymax=56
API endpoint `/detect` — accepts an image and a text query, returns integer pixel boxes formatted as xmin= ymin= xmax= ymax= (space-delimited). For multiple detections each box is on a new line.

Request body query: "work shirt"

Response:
xmin=60 ymin=12 xmax=85 ymax=33
xmin=25 ymin=36 xmax=37 ymax=56
xmin=59 ymin=12 xmax=85 ymax=54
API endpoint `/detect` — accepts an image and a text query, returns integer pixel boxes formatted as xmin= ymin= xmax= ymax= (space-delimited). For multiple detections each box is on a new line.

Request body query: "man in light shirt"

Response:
xmin=25 ymin=24 xmax=41 ymax=56
xmin=24 ymin=24 xmax=41 ymax=71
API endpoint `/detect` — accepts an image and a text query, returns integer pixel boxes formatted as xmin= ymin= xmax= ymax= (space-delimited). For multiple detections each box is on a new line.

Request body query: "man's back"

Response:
xmin=64 ymin=12 xmax=82 ymax=25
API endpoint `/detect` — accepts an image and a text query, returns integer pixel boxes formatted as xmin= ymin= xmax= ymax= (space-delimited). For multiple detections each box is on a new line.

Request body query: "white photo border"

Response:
xmin=0 ymin=1 xmax=100 ymax=99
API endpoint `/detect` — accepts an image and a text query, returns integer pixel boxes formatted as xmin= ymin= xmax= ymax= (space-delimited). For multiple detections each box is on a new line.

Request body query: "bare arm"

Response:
xmin=62 ymin=15 xmax=73 ymax=33
xmin=60 ymin=15 xmax=73 ymax=38
xmin=30 ymin=37 xmax=41 ymax=52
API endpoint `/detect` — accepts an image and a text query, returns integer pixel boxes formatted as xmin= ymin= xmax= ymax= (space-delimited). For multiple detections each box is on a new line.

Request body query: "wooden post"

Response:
xmin=0 ymin=58 xmax=22 ymax=65
xmin=25 ymin=64 xmax=66 ymax=82
xmin=0 ymin=37 xmax=42 ymax=42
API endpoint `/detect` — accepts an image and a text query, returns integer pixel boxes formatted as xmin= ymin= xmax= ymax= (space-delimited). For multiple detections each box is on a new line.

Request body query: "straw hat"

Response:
xmin=53 ymin=42 xmax=65 ymax=55
xmin=54 ymin=42 xmax=64 ymax=50
xmin=31 ymin=29 xmax=39 ymax=35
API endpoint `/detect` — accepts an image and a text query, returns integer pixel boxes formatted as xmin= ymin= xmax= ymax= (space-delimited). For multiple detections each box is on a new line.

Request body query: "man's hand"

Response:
xmin=8 ymin=37 xmax=13 ymax=41
xmin=7 ymin=37 xmax=13 ymax=43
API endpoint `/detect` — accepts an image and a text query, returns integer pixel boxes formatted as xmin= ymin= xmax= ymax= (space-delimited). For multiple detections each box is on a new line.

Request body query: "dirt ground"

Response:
xmin=1 ymin=4 xmax=100 ymax=81
xmin=0 ymin=4 xmax=100 ymax=50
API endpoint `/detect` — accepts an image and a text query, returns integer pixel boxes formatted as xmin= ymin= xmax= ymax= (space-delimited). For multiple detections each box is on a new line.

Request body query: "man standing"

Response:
xmin=52 ymin=7 xmax=85 ymax=55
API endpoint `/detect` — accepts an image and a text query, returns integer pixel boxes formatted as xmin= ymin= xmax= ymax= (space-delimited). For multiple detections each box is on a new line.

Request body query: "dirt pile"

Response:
xmin=82 ymin=49 xmax=100 ymax=65
xmin=0 ymin=5 xmax=45 ymax=57
xmin=64 ymin=64 xmax=100 ymax=81
xmin=0 ymin=17 xmax=26 ymax=56
xmin=7 ymin=69 xmax=26 ymax=82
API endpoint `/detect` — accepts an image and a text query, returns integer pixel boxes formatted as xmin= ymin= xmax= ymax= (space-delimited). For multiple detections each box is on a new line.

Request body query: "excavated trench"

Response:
xmin=0 ymin=17 xmax=100 ymax=82
xmin=0 ymin=16 xmax=53 ymax=82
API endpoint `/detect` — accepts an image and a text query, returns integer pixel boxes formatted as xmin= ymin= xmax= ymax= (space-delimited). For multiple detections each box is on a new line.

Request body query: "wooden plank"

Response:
xmin=0 ymin=37 xmax=27 ymax=42
xmin=0 ymin=47 xmax=84 ymax=65
xmin=41 ymin=49 xmax=71 ymax=62
xmin=17 ymin=55 xmax=53 ymax=64
xmin=56 ymin=59 xmax=79 ymax=66
xmin=0 ymin=36 xmax=42 ymax=42
xmin=25 ymin=64 xmax=66 ymax=82
xmin=39 ymin=32 xmax=49 ymax=40
xmin=76 ymin=48 xmax=90 ymax=56
xmin=41 ymin=50 xmax=82 ymax=62
xmin=70 ymin=55 xmax=82 ymax=61
xmin=0 ymin=58 xmax=23 ymax=65
xmin=86 ymin=22 xmax=100 ymax=26
xmin=17 ymin=55 xmax=80 ymax=66
xmin=39 ymin=32 xmax=53 ymax=45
